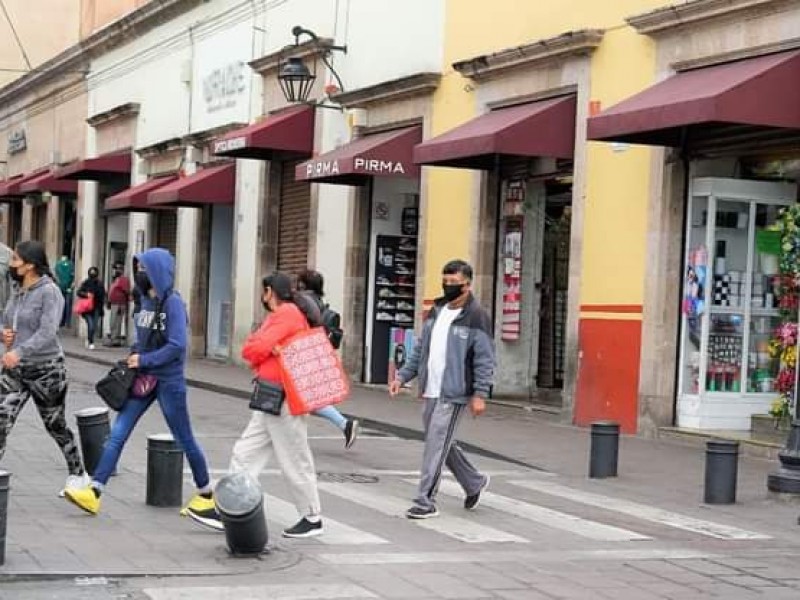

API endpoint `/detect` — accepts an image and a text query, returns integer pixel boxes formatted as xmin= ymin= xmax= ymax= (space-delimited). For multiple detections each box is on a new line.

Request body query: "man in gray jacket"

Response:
xmin=389 ymin=259 xmax=495 ymax=519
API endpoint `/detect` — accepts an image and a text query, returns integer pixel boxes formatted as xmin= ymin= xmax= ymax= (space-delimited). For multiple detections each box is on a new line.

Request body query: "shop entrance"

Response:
xmin=206 ymin=204 xmax=234 ymax=358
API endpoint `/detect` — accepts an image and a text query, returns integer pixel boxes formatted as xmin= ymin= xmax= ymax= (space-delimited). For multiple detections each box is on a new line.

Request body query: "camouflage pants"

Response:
xmin=0 ymin=357 xmax=83 ymax=475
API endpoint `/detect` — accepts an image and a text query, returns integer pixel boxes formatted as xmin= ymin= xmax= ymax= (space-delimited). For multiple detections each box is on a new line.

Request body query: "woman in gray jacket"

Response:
xmin=0 ymin=241 xmax=87 ymax=495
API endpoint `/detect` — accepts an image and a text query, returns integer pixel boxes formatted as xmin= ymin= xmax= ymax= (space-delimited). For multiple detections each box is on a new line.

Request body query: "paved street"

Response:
xmin=2 ymin=354 xmax=800 ymax=599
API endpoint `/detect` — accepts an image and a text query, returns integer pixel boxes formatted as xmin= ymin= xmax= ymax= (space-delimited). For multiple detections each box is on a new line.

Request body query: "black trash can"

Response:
xmin=75 ymin=407 xmax=111 ymax=476
xmin=589 ymin=421 xmax=620 ymax=479
xmin=704 ymin=440 xmax=739 ymax=504
xmin=146 ymin=433 xmax=183 ymax=507
xmin=215 ymin=472 xmax=267 ymax=556
xmin=0 ymin=470 xmax=9 ymax=566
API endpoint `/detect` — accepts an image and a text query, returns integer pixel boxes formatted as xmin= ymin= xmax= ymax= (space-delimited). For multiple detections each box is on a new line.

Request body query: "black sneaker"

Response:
xmin=406 ymin=505 xmax=439 ymax=519
xmin=282 ymin=517 xmax=323 ymax=538
xmin=464 ymin=475 xmax=490 ymax=510
xmin=344 ymin=418 xmax=360 ymax=449
xmin=185 ymin=504 xmax=224 ymax=532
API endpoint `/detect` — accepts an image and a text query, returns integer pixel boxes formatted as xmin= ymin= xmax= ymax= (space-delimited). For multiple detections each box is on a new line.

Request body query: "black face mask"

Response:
xmin=135 ymin=272 xmax=152 ymax=293
xmin=89 ymin=272 xmax=98 ymax=280
xmin=442 ymin=283 xmax=465 ymax=302
xmin=8 ymin=267 xmax=23 ymax=284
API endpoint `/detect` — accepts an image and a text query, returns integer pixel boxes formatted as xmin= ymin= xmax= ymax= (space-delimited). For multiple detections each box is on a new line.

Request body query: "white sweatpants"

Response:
xmin=229 ymin=403 xmax=321 ymax=518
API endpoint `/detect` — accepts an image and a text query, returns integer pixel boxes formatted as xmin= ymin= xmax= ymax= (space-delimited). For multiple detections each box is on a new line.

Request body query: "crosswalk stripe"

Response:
xmin=263 ymin=494 xmax=389 ymax=545
xmin=143 ymin=583 xmax=378 ymax=599
xmin=510 ymin=480 xmax=771 ymax=540
xmin=433 ymin=479 xmax=651 ymax=542
xmin=319 ymin=482 xmax=528 ymax=544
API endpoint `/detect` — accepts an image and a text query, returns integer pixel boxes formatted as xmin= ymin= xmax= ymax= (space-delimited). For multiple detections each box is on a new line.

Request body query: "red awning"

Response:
xmin=56 ymin=151 xmax=132 ymax=182
xmin=19 ymin=169 xmax=79 ymax=195
xmin=587 ymin=50 xmax=800 ymax=146
xmin=413 ymin=95 xmax=576 ymax=170
xmin=104 ymin=176 xmax=177 ymax=212
xmin=295 ymin=126 xmax=422 ymax=185
xmin=0 ymin=169 xmax=53 ymax=197
xmin=213 ymin=105 xmax=314 ymax=160
xmin=148 ymin=164 xmax=235 ymax=207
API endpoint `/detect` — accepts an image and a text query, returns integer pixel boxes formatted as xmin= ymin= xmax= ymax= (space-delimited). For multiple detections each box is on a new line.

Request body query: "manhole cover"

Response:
xmin=316 ymin=472 xmax=379 ymax=483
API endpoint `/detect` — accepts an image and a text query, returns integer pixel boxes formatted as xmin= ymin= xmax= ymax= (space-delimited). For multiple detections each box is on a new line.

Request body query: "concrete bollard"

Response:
xmin=589 ymin=421 xmax=620 ymax=479
xmin=75 ymin=407 xmax=111 ymax=476
xmin=146 ymin=434 xmax=183 ymax=507
xmin=704 ymin=440 xmax=739 ymax=504
xmin=0 ymin=471 xmax=9 ymax=566
xmin=215 ymin=472 xmax=267 ymax=556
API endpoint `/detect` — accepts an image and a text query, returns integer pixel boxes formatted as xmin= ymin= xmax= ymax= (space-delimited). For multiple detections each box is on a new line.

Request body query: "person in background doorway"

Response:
xmin=0 ymin=241 xmax=88 ymax=496
xmin=76 ymin=267 xmax=106 ymax=350
xmin=54 ymin=255 xmax=74 ymax=328
xmin=106 ymin=262 xmax=130 ymax=347
xmin=64 ymin=248 xmax=214 ymax=518
xmin=389 ymin=259 xmax=495 ymax=519
xmin=296 ymin=269 xmax=358 ymax=449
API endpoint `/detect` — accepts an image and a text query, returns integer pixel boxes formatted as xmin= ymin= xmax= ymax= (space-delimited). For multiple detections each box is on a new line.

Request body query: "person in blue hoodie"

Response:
xmin=64 ymin=248 xmax=214 ymax=518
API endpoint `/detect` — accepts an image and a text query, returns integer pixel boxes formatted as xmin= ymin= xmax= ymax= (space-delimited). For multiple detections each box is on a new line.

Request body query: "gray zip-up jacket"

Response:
xmin=3 ymin=275 xmax=64 ymax=362
xmin=396 ymin=294 xmax=495 ymax=403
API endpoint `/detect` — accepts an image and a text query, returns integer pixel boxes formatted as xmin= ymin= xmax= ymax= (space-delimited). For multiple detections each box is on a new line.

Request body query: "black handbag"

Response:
xmin=95 ymin=361 xmax=137 ymax=411
xmin=249 ymin=379 xmax=285 ymax=415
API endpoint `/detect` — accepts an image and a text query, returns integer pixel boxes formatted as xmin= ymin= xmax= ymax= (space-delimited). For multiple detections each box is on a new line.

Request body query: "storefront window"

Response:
xmin=677 ymin=178 xmax=795 ymax=430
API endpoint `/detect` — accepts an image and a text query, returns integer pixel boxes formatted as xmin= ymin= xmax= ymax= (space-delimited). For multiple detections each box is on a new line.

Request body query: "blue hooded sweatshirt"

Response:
xmin=132 ymin=248 xmax=187 ymax=383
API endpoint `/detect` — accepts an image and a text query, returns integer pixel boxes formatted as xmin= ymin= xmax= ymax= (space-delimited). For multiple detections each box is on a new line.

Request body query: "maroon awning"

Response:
xmin=56 ymin=151 xmax=132 ymax=183
xmin=295 ymin=126 xmax=422 ymax=185
xmin=148 ymin=164 xmax=235 ymax=207
xmin=104 ymin=176 xmax=177 ymax=212
xmin=587 ymin=50 xmax=800 ymax=146
xmin=213 ymin=105 xmax=314 ymax=160
xmin=19 ymin=169 xmax=79 ymax=195
xmin=413 ymin=95 xmax=576 ymax=170
xmin=0 ymin=169 xmax=54 ymax=197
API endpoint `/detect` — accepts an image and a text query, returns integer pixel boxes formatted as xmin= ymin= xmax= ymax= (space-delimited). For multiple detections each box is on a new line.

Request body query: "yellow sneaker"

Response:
xmin=181 ymin=494 xmax=223 ymax=531
xmin=64 ymin=486 xmax=101 ymax=515
xmin=180 ymin=493 xmax=214 ymax=516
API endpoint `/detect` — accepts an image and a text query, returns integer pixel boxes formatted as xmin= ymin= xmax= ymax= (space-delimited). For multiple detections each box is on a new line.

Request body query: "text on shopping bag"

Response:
xmin=280 ymin=327 xmax=350 ymax=415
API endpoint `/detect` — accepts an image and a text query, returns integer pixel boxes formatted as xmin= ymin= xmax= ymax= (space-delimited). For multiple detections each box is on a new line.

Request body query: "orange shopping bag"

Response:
xmin=279 ymin=327 xmax=350 ymax=416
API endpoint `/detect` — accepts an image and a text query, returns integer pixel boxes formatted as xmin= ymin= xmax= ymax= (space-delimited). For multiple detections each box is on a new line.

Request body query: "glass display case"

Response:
xmin=677 ymin=177 xmax=797 ymax=430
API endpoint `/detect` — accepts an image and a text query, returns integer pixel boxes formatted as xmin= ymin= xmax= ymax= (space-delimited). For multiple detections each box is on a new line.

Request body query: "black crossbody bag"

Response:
xmin=249 ymin=378 xmax=285 ymax=415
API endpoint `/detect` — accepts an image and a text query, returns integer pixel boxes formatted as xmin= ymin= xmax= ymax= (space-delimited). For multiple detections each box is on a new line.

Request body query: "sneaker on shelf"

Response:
xmin=376 ymin=275 xmax=392 ymax=285
xmin=60 ymin=472 xmax=91 ymax=498
xmin=283 ymin=517 xmax=323 ymax=538
xmin=398 ymin=243 xmax=416 ymax=252
xmin=378 ymin=288 xmax=396 ymax=298
xmin=395 ymin=252 xmax=412 ymax=262
xmin=376 ymin=311 xmax=394 ymax=321
xmin=183 ymin=495 xmax=224 ymax=532
xmin=395 ymin=265 xmax=413 ymax=275
xmin=396 ymin=300 xmax=414 ymax=311
xmin=405 ymin=505 xmax=438 ymax=520
xmin=395 ymin=276 xmax=413 ymax=286
xmin=376 ymin=300 xmax=395 ymax=310
xmin=395 ymin=313 xmax=413 ymax=324
xmin=343 ymin=418 xmax=360 ymax=449
xmin=464 ymin=475 xmax=490 ymax=510
xmin=64 ymin=486 xmax=101 ymax=515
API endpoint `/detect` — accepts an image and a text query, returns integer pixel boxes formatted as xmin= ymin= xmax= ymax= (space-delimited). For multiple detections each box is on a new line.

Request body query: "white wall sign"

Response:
xmin=202 ymin=61 xmax=247 ymax=114
xmin=7 ymin=130 xmax=26 ymax=154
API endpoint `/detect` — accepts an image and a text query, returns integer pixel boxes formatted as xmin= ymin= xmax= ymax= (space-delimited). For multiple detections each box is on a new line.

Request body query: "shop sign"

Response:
xmin=305 ymin=157 xmax=407 ymax=178
xmin=213 ymin=137 xmax=246 ymax=155
xmin=7 ymin=129 xmax=26 ymax=155
xmin=202 ymin=61 xmax=247 ymax=114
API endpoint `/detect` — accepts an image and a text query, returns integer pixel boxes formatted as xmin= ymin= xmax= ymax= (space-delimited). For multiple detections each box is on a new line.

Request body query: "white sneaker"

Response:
xmin=88 ymin=344 xmax=95 ymax=350
xmin=60 ymin=472 xmax=91 ymax=498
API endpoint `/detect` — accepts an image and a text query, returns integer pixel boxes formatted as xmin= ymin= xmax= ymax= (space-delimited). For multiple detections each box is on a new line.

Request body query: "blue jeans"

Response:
xmin=60 ymin=291 xmax=72 ymax=327
xmin=82 ymin=313 xmax=97 ymax=344
xmin=92 ymin=379 xmax=210 ymax=490
xmin=313 ymin=405 xmax=347 ymax=430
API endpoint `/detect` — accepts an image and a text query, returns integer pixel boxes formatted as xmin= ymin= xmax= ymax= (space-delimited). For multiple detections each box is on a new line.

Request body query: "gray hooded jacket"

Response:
xmin=3 ymin=275 xmax=64 ymax=362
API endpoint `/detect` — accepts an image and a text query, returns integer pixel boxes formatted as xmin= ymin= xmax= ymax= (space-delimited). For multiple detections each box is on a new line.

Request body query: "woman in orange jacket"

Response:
xmin=185 ymin=272 xmax=323 ymax=538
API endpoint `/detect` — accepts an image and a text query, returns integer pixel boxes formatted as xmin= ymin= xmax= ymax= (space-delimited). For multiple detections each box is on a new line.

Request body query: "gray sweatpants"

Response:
xmin=414 ymin=397 xmax=485 ymax=510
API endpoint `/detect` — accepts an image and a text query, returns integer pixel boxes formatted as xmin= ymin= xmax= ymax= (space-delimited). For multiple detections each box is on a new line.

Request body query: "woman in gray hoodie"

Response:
xmin=0 ymin=241 xmax=87 ymax=495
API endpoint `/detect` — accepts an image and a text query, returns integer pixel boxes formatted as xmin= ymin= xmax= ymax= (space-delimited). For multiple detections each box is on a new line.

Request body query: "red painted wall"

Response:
xmin=575 ymin=317 xmax=643 ymax=434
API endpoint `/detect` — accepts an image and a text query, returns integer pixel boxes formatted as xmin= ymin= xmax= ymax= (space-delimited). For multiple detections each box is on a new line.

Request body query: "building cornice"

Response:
xmin=627 ymin=0 xmax=799 ymax=35
xmin=87 ymin=102 xmax=141 ymax=127
xmin=0 ymin=0 xmax=203 ymax=106
xmin=136 ymin=137 xmax=183 ymax=159
xmin=181 ymin=122 xmax=248 ymax=147
xmin=452 ymin=29 xmax=604 ymax=82
xmin=249 ymin=38 xmax=337 ymax=75
xmin=331 ymin=73 xmax=441 ymax=108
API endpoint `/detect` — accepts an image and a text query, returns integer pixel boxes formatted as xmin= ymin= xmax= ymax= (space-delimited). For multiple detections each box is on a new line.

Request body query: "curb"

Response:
xmin=65 ymin=351 xmax=550 ymax=473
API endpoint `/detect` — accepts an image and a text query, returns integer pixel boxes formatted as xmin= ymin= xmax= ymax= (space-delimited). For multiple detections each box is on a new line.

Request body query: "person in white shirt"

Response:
xmin=389 ymin=260 xmax=495 ymax=519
